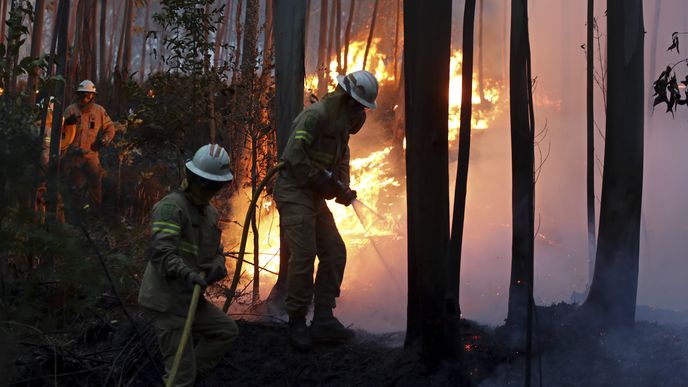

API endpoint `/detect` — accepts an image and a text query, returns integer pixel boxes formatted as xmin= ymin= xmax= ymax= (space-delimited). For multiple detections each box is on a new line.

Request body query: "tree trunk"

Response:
xmin=447 ymin=0 xmax=477 ymax=361
xmin=316 ymin=0 xmax=328 ymax=97
xmin=404 ymin=0 xmax=453 ymax=364
xmin=325 ymin=0 xmax=336 ymax=87
xmin=78 ymin=0 xmax=97 ymax=82
xmin=505 ymin=0 xmax=535 ymax=346
xmin=267 ymin=0 xmax=307 ymax=309
xmin=232 ymin=0 xmax=243 ymax=82
xmin=477 ymin=0 xmax=484 ymax=102
xmin=106 ymin=0 xmax=122 ymax=80
xmin=334 ymin=0 xmax=341 ymax=72
xmin=362 ymin=0 xmax=380 ymax=71
xmin=214 ymin=0 xmax=233 ymax=69
xmin=584 ymin=0 xmax=644 ymax=330
xmin=0 ymin=0 xmax=7 ymax=45
xmin=27 ymin=0 xmax=47 ymax=105
xmin=586 ymin=0 xmax=596 ymax=290
xmin=47 ymin=0 xmax=72 ymax=221
xmin=99 ymin=0 xmax=107 ymax=84
xmin=393 ymin=0 xmax=400 ymax=82
xmin=648 ymin=0 xmax=662 ymax=115
xmin=139 ymin=0 xmax=150 ymax=83
xmin=343 ymin=0 xmax=355 ymax=73
xmin=122 ymin=0 xmax=134 ymax=76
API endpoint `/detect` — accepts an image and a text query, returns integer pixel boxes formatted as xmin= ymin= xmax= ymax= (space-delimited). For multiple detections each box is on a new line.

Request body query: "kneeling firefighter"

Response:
xmin=273 ymin=70 xmax=379 ymax=351
xmin=138 ymin=144 xmax=238 ymax=387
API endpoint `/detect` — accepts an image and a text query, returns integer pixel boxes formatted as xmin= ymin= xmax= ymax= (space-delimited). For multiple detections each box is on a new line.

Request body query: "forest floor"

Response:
xmin=6 ymin=302 xmax=688 ymax=386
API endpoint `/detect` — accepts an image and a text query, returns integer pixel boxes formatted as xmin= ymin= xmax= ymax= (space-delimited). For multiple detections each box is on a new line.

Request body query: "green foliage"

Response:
xmin=153 ymin=0 xmax=227 ymax=74
xmin=0 ymin=0 xmax=34 ymax=91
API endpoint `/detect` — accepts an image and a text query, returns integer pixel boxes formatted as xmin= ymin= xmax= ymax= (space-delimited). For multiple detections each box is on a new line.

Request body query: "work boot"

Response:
xmin=310 ymin=304 xmax=355 ymax=343
xmin=288 ymin=316 xmax=312 ymax=352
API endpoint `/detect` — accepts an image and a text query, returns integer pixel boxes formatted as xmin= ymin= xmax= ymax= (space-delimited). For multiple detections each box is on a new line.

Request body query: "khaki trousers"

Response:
xmin=145 ymin=300 xmax=238 ymax=387
xmin=279 ymin=200 xmax=347 ymax=317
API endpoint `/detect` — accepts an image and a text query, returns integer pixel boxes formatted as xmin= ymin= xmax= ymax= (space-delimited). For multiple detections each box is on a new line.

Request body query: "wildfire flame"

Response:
xmin=222 ymin=40 xmax=503 ymax=303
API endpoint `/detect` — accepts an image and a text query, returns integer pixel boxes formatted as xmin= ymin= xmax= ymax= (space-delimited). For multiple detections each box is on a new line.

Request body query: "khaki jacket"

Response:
xmin=274 ymin=92 xmax=356 ymax=208
xmin=138 ymin=191 xmax=225 ymax=316
xmin=64 ymin=102 xmax=115 ymax=155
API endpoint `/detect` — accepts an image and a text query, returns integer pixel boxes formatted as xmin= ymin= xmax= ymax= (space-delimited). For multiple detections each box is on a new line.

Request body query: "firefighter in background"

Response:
xmin=138 ymin=144 xmax=238 ymax=387
xmin=273 ymin=70 xmax=379 ymax=351
xmin=61 ymin=80 xmax=115 ymax=215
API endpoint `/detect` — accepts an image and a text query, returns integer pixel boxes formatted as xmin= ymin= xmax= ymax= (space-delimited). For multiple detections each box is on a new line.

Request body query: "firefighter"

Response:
xmin=138 ymin=144 xmax=238 ymax=387
xmin=273 ymin=70 xmax=378 ymax=351
xmin=61 ymin=80 xmax=115 ymax=216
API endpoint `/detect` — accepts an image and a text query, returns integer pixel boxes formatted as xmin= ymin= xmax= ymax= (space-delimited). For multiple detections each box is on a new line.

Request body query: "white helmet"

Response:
xmin=185 ymin=144 xmax=234 ymax=182
xmin=77 ymin=80 xmax=97 ymax=94
xmin=336 ymin=70 xmax=379 ymax=109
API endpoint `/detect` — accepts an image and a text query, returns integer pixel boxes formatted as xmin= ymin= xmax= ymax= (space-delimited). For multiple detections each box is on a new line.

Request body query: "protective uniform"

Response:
xmin=274 ymin=89 xmax=360 ymax=319
xmin=138 ymin=190 xmax=238 ymax=387
xmin=61 ymin=98 xmax=115 ymax=210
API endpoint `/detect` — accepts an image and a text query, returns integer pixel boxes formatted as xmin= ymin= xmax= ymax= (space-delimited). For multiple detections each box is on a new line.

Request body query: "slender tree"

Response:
xmin=334 ymin=0 xmax=341 ymax=72
xmin=121 ymin=0 xmax=134 ymax=76
xmin=404 ymin=0 xmax=453 ymax=364
xmin=316 ymin=0 xmax=328 ymax=97
xmin=27 ymin=0 xmax=47 ymax=105
xmin=584 ymin=0 xmax=644 ymax=329
xmin=265 ymin=0 xmax=307 ymax=311
xmin=47 ymin=0 xmax=71 ymax=221
xmin=0 ymin=0 xmax=7 ymax=45
xmin=214 ymin=0 xmax=233 ymax=69
xmin=139 ymin=0 xmax=150 ymax=83
xmin=505 ymin=0 xmax=536 ymax=346
xmin=343 ymin=0 xmax=355 ymax=73
xmin=586 ymin=0 xmax=596 ymax=290
xmin=362 ymin=0 xmax=379 ymax=71
xmin=98 ymin=0 xmax=107 ymax=84
xmin=648 ymin=0 xmax=662 ymax=115
xmin=447 ymin=0 xmax=477 ymax=364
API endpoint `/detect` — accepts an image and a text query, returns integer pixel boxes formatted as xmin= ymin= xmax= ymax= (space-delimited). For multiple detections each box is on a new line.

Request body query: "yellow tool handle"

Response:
xmin=165 ymin=272 xmax=205 ymax=387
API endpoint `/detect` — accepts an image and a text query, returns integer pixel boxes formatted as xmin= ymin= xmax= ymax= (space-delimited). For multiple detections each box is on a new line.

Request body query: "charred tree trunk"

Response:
xmin=447 ymin=0 xmax=477 ymax=361
xmin=362 ymin=0 xmax=380 ymax=71
xmin=47 ymin=0 xmax=71 ymax=221
xmin=106 ymin=0 xmax=122 ymax=81
xmin=343 ymin=0 xmax=355 ymax=73
xmin=78 ymin=0 xmax=97 ymax=82
xmin=404 ymin=0 xmax=453 ymax=364
xmin=267 ymin=0 xmax=307 ymax=309
xmin=586 ymin=0 xmax=596 ymax=290
xmin=505 ymin=0 xmax=535 ymax=344
xmin=27 ymin=0 xmax=46 ymax=104
xmin=584 ymin=0 xmax=644 ymax=330
xmin=316 ymin=0 xmax=328 ymax=97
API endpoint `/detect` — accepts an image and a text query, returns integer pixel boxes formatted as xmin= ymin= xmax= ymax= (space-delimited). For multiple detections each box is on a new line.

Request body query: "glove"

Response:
xmin=335 ymin=187 xmax=357 ymax=206
xmin=312 ymin=170 xmax=345 ymax=199
xmin=64 ymin=114 xmax=80 ymax=126
xmin=183 ymin=270 xmax=208 ymax=290
xmin=200 ymin=261 xmax=227 ymax=284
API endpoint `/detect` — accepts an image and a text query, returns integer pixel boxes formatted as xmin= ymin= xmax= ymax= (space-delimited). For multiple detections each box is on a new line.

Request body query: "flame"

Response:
xmin=305 ymin=44 xmax=501 ymax=144
xmin=222 ymin=147 xmax=402 ymax=299
xmin=447 ymin=50 xmax=502 ymax=143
